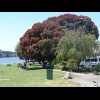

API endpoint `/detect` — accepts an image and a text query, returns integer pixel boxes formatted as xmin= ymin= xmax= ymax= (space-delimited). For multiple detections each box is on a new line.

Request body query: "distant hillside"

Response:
xmin=0 ymin=49 xmax=17 ymax=58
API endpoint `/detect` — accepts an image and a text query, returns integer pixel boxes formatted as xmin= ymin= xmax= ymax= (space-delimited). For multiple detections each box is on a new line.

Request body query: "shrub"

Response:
xmin=62 ymin=65 xmax=93 ymax=72
xmin=54 ymin=64 xmax=64 ymax=70
xmin=17 ymin=63 xmax=22 ymax=68
xmin=67 ymin=59 xmax=76 ymax=68
xmin=54 ymin=64 xmax=69 ymax=71
xmin=61 ymin=61 xmax=67 ymax=66
xmin=58 ymin=65 xmax=64 ymax=70
xmin=86 ymin=67 xmax=93 ymax=72
xmin=54 ymin=64 xmax=60 ymax=69
xmin=79 ymin=67 xmax=93 ymax=72
xmin=17 ymin=63 xmax=28 ymax=70
xmin=54 ymin=63 xmax=77 ymax=71
xmin=49 ymin=59 xmax=58 ymax=68
xmin=71 ymin=66 xmax=78 ymax=72
xmin=97 ymin=72 xmax=100 ymax=75
xmin=93 ymin=64 xmax=100 ymax=72
xmin=79 ymin=67 xmax=86 ymax=72
xmin=69 ymin=66 xmax=78 ymax=72
xmin=54 ymin=64 xmax=58 ymax=69
xmin=62 ymin=66 xmax=69 ymax=71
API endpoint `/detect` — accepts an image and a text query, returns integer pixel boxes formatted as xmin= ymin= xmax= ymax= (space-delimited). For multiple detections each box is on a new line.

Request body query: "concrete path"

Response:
xmin=64 ymin=72 xmax=100 ymax=87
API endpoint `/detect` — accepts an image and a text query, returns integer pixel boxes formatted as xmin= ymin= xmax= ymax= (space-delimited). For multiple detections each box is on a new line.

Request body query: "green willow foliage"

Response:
xmin=56 ymin=30 xmax=99 ymax=66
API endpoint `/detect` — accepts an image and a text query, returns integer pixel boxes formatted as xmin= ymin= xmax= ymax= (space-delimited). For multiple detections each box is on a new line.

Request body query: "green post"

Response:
xmin=47 ymin=69 xmax=53 ymax=80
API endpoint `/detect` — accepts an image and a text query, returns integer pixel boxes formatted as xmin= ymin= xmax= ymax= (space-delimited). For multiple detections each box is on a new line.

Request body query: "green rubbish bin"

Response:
xmin=47 ymin=69 xmax=53 ymax=80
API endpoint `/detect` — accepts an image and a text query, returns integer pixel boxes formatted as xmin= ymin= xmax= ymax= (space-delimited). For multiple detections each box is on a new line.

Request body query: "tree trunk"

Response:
xmin=42 ymin=61 xmax=46 ymax=68
xmin=38 ymin=60 xmax=40 ymax=64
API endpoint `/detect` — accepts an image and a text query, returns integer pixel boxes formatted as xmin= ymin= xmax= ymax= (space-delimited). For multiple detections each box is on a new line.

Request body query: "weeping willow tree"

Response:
xmin=56 ymin=30 xmax=99 ymax=70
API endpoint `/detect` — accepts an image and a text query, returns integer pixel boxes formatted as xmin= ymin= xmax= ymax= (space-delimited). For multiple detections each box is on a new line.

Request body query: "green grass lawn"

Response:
xmin=0 ymin=63 xmax=80 ymax=87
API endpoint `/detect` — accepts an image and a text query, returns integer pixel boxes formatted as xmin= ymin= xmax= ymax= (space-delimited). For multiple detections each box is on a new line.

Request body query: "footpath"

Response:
xmin=64 ymin=71 xmax=100 ymax=87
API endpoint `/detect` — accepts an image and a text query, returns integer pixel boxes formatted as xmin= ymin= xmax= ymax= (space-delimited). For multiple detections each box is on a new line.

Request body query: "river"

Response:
xmin=0 ymin=57 xmax=25 ymax=65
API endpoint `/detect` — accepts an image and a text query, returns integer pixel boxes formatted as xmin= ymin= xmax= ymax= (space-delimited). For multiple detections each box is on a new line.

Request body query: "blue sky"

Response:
xmin=0 ymin=12 xmax=100 ymax=52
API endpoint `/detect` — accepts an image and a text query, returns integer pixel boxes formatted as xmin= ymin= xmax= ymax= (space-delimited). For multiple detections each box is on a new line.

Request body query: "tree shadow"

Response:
xmin=27 ymin=67 xmax=53 ymax=70
xmin=27 ymin=67 xmax=43 ymax=70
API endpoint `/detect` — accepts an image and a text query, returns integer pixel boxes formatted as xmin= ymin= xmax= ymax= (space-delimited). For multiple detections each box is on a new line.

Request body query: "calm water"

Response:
xmin=0 ymin=57 xmax=25 ymax=65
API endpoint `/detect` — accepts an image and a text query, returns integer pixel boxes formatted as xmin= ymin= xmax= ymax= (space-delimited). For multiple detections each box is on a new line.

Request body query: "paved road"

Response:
xmin=64 ymin=72 xmax=100 ymax=87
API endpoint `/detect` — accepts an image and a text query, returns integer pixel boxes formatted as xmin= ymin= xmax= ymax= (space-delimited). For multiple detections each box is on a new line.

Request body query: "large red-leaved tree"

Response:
xmin=16 ymin=14 xmax=99 ymax=67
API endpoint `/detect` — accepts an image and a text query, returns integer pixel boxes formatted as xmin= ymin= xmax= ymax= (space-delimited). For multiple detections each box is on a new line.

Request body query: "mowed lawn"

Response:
xmin=0 ymin=62 xmax=80 ymax=87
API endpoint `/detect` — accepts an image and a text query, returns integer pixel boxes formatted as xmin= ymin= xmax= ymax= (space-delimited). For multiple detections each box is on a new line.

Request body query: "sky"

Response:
xmin=0 ymin=12 xmax=100 ymax=52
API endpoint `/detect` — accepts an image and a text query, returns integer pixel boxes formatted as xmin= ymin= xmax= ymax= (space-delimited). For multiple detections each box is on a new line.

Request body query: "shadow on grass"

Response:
xmin=27 ymin=67 xmax=53 ymax=70
xmin=28 ymin=67 xmax=43 ymax=70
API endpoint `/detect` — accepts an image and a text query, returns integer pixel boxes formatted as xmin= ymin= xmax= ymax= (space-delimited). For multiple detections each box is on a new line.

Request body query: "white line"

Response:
xmin=0 ymin=79 xmax=10 ymax=81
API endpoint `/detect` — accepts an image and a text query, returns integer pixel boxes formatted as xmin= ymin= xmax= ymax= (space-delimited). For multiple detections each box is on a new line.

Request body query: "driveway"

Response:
xmin=64 ymin=72 xmax=100 ymax=87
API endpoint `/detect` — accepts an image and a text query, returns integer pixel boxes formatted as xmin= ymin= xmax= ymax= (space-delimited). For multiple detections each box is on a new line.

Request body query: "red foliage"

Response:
xmin=17 ymin=13 xmax=99 ymax=61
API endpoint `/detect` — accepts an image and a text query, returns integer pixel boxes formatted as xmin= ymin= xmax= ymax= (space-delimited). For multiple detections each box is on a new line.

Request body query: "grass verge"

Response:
xmin=0 ymin=63 xmax=80 ymax=87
